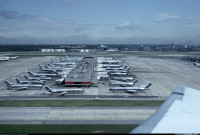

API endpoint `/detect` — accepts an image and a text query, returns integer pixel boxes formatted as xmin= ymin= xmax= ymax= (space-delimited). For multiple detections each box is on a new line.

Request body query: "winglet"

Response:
xmin=51 ymin=59 xmax=56 ymax=63
xmin=4 ymin=80 xmax=12 ymax=89
xmin=60 ymin=56 xmax=64 ymax=61
xmin=44 ymin=86 xmax=52 ymax=92
xmin=145 ymin=83 xmax=152 ymax=89
xmin=28 ymin=71 xmax=34 ymax=76
xmin=121 ymin=60 xmax=126 ymax=66
xmin=133 ymin=80 xmax=137 ymax=85
xmin=24 ymin=75 xmax=29 ymax=80
xmin=39 ymin=64 xmax=44 ymax=70
xmin=15 ymin=78 xmax=21 ymax=83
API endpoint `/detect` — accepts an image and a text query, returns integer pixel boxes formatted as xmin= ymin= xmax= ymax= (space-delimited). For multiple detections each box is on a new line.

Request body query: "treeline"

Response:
xmin=0 ymin=44 xmax=103 ymax=51
xmin=0 ymin=45 xmax=66 ymax=52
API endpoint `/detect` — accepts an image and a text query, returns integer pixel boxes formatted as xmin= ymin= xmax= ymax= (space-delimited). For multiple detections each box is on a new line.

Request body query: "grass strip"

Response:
xmin=0 ymin=124 xmax=138 ymax=134
xmin=0 ymin=100 xmax=163 ymax=107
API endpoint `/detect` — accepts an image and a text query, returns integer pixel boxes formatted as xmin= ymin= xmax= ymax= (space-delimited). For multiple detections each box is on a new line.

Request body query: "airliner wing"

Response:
xmin=130 ymin=86 xmax=200 ymax=133
xmin=58 ymin=92 xmax=67 ymax=96
xmin=16 ymin=87 xmax=28 ymax=90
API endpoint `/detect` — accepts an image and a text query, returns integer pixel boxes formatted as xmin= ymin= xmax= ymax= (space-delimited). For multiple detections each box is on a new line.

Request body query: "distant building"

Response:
xmin=41 ymin=49 xmax=65 ymax=52
xmin=99 ymin=44 xmax=108 ymax=51
xmin=143 ymin=46 xmax=151 ymax=51
xmin=79 ymin=49 xmax=95 ymax=52
xmin=80 ymin=49 xmax=89 ymax=52
xmin=41 ymin=49 xmax=54 ymax=52
xmin=106 ymin=48 xmax=118 ymax=52
xmin=55 ymin=49 xmax=65 ymax=52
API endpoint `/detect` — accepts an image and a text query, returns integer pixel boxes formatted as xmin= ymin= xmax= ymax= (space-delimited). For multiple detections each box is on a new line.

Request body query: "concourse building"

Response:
xmin=64 ymin=57 xmax=95 ymax=87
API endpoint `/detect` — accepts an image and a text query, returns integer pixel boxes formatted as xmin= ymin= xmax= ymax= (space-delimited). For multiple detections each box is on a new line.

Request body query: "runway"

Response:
xmin=0 ymin=107 xmax=157 ymax=124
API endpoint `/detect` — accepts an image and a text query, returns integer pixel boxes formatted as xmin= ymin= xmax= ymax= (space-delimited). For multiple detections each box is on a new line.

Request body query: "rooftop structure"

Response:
xmin=65 ymin=57 xmax=95 ymax=87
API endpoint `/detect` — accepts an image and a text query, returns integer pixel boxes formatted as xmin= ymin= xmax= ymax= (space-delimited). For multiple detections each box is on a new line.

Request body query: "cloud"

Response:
xmin=0 ymin=0 xmax=8 ymax=7
xmin=116 ymin=22 xmax=137 ymax=29
xmin=0 ymin=10 xmax=38 ymax=20
xmin=156 ymin=12 xmax=179 ymax=22
xmin=0 ymin=10 xmax=19 ymax=19
xmin=188 ymin=17 xmax=195 ymax=20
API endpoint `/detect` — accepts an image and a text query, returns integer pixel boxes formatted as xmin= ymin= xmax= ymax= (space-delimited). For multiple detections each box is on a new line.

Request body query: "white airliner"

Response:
xmin=44 ymin=86 xmax=84 ymax=96
xmin=51 ymin=59 xmax=76 ymax=66
xmin=60 ymin=56 xmax=78 ymax=62
xmin=39 ymin=64 xmax=64 ymax=73
xmin=100 ymin=57 xmax=121 ymax=64
xmin=111 ymin=76 xmax=136 ymax=82
xmin=4 ymin=80 xmax=43 ymax=90
xmin=109 ymin=83 xmax=152 ymax=93
xmin=109 ymin=72 xmax=128 ymax=76
xmin=15 ymin=78 xmax=45 ymax=85
xmin=109 ymin=80 xmax=137 ymax=87
xmin=28 ymin=71 xmax=58 ymax=77
xmin=0 ymin=57 xmax=10 ymax=61
xmin=193 ymin=62 xmax=200 ymax=67
xmin=0 ymin=56 xmax=18 ymax=61
xmin=24 ymin=75 xmax=51 ymax=81
xmin=105 ymin=65 xmax=127 ymax=70
xmin=106 ymin=67 xmax=130 ymax=73
xmin=102 ymin=60 xmax=126 ymax=68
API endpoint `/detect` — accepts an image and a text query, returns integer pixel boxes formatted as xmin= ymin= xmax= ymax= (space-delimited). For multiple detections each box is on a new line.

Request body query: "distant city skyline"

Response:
xmin=0 ymin=0 xmax=200 ymax=44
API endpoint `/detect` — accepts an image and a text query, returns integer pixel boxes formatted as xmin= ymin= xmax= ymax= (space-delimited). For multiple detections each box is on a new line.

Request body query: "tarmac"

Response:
xmin=1 ymin=52 xmax=200 ymax=98
xmin=0 ymin=51 xmax=200 ymax=125
xmin=0 ymin=107 xmax=157 ymax=124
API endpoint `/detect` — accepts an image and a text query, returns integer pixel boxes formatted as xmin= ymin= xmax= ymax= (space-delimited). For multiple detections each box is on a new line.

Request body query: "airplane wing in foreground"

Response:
xmin=131 ymin=86 xmax=200 ymax=134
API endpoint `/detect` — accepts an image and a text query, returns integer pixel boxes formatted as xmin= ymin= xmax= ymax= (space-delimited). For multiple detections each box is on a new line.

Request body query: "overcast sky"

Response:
xmin=0 ymin=0 xmax=200 ymax=44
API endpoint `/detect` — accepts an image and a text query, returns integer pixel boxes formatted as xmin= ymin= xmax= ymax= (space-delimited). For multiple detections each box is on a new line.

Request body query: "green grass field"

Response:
xmin=0 ymin=100 xmax=160 ymax=133
xmin=0 ymin=100 xmax=163 ymax=107
xmin=0 ymin=124 xmax=138 ymax=134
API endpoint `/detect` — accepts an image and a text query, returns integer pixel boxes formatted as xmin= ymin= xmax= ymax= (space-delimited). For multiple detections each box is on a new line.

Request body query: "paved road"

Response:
xmin=0 ymin=107 xmax=158 ymax=124
xmin=0 ymin=95 xmax=167 ymax=101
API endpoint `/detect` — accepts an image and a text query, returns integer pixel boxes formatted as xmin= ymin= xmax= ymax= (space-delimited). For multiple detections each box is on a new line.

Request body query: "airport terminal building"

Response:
xmin=64 ymin=57 xmax=95 ymax=87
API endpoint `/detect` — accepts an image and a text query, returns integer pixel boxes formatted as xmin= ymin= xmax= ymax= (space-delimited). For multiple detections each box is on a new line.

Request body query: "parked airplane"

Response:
xmin=0 ymin=56 xmax=18 ymax=61
xmin=10 ymin=56 xmax=18 ymax=59
xmin=0 ymin=57 xmax=10 ymax=61
xmin=39 ymin=64 xmax=64 ymax=73
xmin=44 ymin=86 xmax=84 ymax=96
xmin=105 ymin=65 xmax=127 ymax=70
xmin=24 ymin=75 xmax=51 ymax=81
xmin=28 ymin=71 xmax=58 ymax=77
xmin=109 ymin=83 xmax=152 ymax=93
xmin=107 ymin=67 xmax=131 ymax=73
xmin=46 ymin=64 xmax=64 ymax=69
xmin=109 ymin=72 xmax=129 ymax=76
xmin=15 ymin=78 xmax=45 ymax=85
xmin=51 ymin=59 xmax=76 ymax=66
xmin=193 ymin=62 xmax=200 ymax=67
xmin=102 ymin=60 xmax=126 ymax=68
xmin=109 ymin=80 xmax=137 ymax=87
xmin=111 ymin=76 xmax=136 ymax=82
xmin=4 ymin=80 xmax=43 ymax=90
xmin=60 ymin=56 xmax=78 ymax=62
xmin=100 ymin=58 xmax=121 ymax=64
xmin=46 ymin=63 xmax=63 ymax=68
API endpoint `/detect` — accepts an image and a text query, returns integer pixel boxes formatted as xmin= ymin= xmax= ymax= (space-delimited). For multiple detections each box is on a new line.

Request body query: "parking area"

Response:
xmin=0 ymin=52 xmax=200 ymax=98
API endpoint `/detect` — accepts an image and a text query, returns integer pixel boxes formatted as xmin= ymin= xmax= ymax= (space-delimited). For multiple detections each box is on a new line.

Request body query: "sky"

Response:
xmin=0 ymin=0 xmax=200 ymax=44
